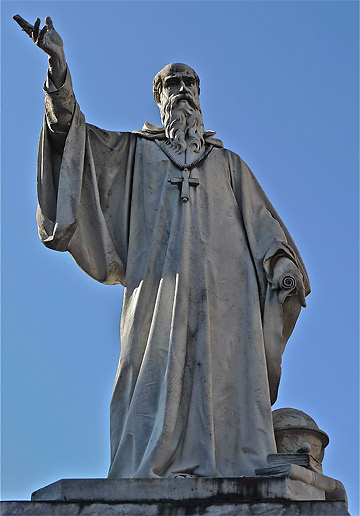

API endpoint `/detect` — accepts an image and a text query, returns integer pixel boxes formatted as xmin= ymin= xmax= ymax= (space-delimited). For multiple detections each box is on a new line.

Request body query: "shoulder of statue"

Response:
xmin=204 ymin=134 xmax=223 ymax=148
xmin=133 ymin=122 xmax=224 ymax=148
xmin=133 ymin=121 xmax=165 ymax=140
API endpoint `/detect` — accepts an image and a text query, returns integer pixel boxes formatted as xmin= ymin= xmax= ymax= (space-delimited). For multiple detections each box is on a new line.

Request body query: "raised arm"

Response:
xmin=13 ymin=15 xmax=76 ymax=143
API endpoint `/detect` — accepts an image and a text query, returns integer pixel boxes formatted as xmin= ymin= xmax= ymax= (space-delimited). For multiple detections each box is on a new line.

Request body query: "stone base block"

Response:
xmin=1 ymin=500 xmax=350 ymax=515
xmin=30 ymin=477 xmax=325 ymax=503
xmin=1 ymin=477 xmax=350 ymax=515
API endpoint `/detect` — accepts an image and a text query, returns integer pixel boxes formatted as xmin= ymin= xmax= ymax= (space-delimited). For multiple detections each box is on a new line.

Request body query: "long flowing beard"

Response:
xmin=161 ymin=95 xmax=205 ymax=154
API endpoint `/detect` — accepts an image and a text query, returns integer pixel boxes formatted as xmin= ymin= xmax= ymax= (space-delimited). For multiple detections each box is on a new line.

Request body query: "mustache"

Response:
xmin=168 ymin=93 xmax=198 ymax=110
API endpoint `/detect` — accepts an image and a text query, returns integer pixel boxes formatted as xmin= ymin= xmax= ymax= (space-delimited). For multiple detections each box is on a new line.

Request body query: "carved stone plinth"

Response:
xmin=0 ymin=499 xmax=351 ymax=515
xmin=0 ymin=477 xmax=350 ymax=515
xmin=30 ymin=476 xmax=325 ymax=503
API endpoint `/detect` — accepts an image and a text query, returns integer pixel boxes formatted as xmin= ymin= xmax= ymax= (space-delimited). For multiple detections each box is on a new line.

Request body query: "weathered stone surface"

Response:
xmin=13 ymin=15 xmax=311 ymax=481
xmin=267 ymin=452 xmax=323 ymax=473
xmin=272 ymin=408 xmax=329 ymax=463
xmin=31 ymin=477 xmax=324 ymax=503
xmin=9 ymin=17 xmax=349 ymax=516
xmin=1 ymin=500 xmax=350 ymax=515
xmin=256 ymin=463 xmax=347 ymax=504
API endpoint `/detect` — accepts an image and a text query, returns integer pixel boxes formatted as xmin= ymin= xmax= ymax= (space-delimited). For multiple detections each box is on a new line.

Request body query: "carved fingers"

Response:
xmin=32 ymin=17 xmax=41 ymax=42
xmin=13 ymin=14 xmax=34 ymax=37
xmin=45 ymin=16 xmax=54 ymax=30
xmin=36 ymin=17 xmax=56 ymax=47
xmin=13 ymin=15 xmax=42 ymax=43
xmin=37 ymin=25 xmax=49 ymax=46
xmin=13 ymin=15 xmax=63 ymax=56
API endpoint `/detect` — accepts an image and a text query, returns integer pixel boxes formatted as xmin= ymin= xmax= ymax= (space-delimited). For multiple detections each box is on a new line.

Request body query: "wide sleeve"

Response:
xmin=37 ymin=91 xmax=137 ymax=285
xmin=230 ymin=153 xmax=310 ymax=404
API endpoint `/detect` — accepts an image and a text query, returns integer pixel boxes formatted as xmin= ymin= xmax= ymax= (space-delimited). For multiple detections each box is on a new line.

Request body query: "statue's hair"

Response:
xmin=153 ymin=63 xmax=200 ymax=105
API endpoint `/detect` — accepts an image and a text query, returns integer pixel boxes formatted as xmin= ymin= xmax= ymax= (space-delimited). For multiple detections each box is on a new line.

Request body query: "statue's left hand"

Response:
xmin=271 ymin=256 xmax=306 ymax=307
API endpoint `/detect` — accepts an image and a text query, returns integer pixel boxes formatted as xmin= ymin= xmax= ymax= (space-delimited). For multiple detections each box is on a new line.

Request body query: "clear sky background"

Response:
xmin=1 ymin=1 xmax=359 ymax=513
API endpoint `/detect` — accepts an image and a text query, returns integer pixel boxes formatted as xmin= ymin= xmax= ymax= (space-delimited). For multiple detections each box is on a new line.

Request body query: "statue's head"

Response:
xmin=153 ymin=63 xmax=204 ymax=154
xmin=153 ymin=63 xmax=200 ymax=106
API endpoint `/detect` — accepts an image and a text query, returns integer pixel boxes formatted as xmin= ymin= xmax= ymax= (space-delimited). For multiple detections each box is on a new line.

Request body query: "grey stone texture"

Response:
xmin=30 ymin=477 xmax=324 ymax=503
xmin=11 ymin=16 xmax=313 ymax=480
xmin=0 ymin=477 xmax=345 ymax=515
xmin=1 ymin=500 xmax=350 ymax=515
xmin=272 ymin=408 xmax=329 ymax=463
xmin=10 ymin=25 xmax=347 ymax=516
xmin=256 ymin=463 xmax=347 ymax=504
xmin=35 ymin=63 xmax=309 ymax=479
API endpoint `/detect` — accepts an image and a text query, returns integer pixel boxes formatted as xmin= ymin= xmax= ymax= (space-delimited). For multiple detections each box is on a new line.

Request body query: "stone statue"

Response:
xmin=14 ymin=15 xmax=310 ymax=479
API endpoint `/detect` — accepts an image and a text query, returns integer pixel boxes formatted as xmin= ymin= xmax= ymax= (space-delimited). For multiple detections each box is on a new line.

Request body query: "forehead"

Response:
xmin=164 ymin=73 xmax=196 ymax=82
xmin=166 ymin=68 xmax=194 ymax=76
xmin=163 ymin=65 xmax=196 ymax=79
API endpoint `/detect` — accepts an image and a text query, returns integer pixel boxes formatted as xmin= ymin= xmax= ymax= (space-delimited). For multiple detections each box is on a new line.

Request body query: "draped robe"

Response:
xmin=37 ymin=70 xmax=310 ymax=478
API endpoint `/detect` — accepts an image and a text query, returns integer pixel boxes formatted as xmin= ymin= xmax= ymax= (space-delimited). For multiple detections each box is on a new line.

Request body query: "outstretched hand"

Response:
xmin=13 ymin=15 xmax=66 ymax=88
xmin=13 ymin=15 xmax=64 ymax=58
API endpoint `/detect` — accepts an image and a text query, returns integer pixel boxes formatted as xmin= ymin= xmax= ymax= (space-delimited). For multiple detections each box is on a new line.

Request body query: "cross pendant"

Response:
xmin=168 ymin=168 xmax=200 ymax=203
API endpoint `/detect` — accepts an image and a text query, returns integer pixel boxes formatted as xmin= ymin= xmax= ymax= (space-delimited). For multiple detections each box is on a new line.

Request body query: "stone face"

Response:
xmin=1 ymin=500 xmax=350 ymax=515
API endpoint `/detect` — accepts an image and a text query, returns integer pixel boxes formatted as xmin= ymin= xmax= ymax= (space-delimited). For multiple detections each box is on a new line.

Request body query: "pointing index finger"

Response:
xmin=13 ymin=14 xmax=33 ymax=37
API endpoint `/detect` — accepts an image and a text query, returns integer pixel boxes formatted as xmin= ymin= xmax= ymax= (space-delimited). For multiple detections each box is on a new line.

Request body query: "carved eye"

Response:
xmin=165 ymin=77 xmax=180 ymax=88
xmin=184 ymin=77 xmax=195 ymax=87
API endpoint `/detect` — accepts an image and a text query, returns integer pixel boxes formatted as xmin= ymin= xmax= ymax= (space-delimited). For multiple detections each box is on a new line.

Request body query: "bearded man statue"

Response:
xmin=155 ymin=64 xmax=205 ymax=155
xmin=14 ymin=16 xmax=310 ymax=479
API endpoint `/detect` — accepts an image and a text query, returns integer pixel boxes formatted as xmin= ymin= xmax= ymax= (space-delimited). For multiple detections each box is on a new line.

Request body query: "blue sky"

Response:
xmin=1 ymin=1 xmax=359 ymax=513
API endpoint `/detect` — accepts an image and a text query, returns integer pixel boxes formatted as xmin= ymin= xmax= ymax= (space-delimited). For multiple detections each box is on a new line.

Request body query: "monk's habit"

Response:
xmin=37 ymin=72 xmax=310 ymax=478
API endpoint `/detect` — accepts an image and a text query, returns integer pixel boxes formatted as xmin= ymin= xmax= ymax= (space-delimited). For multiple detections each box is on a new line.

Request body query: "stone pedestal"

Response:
xmin=0 ymin=499 xmax=350 ymax=515
xmin=1 ymin=476 xmax=350 ymax=515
